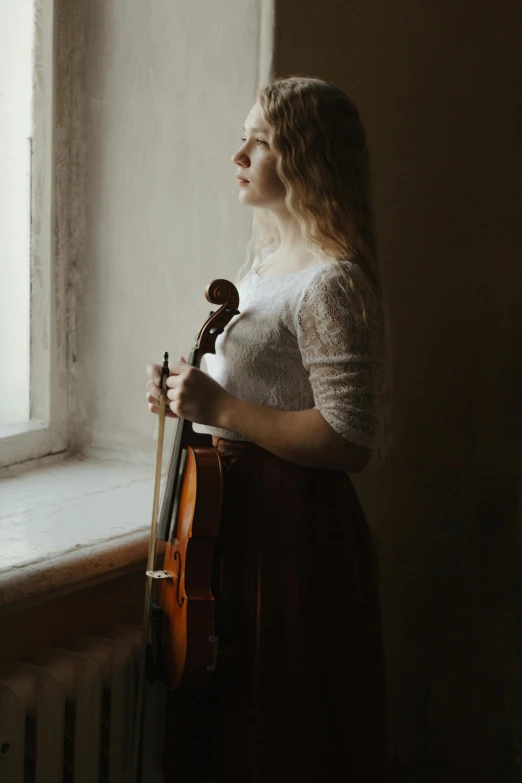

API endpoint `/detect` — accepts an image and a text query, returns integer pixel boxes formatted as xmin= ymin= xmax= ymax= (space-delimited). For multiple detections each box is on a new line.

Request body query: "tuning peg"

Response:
xmin=210 ymin=326 xmax=225 ymax=336
xmin=209 ymin=310 xmax=215 ymax=316
xmin=226 ymin=308 xmax=240 ymax=316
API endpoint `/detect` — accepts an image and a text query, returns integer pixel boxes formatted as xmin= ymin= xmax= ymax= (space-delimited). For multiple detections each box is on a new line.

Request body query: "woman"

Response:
xmin=146 ymin=76 xmax=391 ymax=783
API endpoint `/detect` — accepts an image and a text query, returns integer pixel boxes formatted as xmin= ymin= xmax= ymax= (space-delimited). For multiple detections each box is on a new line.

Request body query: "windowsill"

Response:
xmin=0 ymin=454 xmax=158 ymax=613
xmin=0 ymin=419 xmax=47 ymax=439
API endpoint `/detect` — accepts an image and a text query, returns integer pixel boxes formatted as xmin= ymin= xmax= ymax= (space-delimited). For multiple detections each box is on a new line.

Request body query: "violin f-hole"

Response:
xmin=174 ymin=550 xmax=185 ymax=609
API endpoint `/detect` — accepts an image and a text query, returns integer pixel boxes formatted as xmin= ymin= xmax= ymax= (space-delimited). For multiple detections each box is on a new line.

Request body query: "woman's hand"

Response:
xmin=146 ymin=362 xmax=178 ymax=419
xmin=145 ymin=357 xmax=232 ymax=427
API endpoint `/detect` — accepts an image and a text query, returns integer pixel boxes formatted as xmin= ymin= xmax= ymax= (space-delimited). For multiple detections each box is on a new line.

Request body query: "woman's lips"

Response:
xmin=236 ymin=176 xmax=249 ymax=185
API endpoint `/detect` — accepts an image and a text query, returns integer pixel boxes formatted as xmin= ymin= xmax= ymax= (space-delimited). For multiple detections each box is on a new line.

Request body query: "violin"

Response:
xmin=132 ymin=278 xmax=240 ymax=781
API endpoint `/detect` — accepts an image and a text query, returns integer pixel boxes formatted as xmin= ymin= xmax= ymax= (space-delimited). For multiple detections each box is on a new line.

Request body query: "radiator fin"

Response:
xmin=0 ymin=624 xmax=164 ymax=783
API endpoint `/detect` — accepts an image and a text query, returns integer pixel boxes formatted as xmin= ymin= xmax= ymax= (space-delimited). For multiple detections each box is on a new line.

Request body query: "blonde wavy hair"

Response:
xmin=237 ymin=75 xmax=392 ymax=466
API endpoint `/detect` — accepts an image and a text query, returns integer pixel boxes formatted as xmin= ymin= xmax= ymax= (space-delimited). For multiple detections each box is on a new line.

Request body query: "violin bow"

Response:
xmin=132 ymin=351 xmax=170 ymax=783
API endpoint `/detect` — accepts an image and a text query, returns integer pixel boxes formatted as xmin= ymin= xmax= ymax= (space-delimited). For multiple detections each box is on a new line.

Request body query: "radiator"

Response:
xmin=0 ymin=624 xmax=165 ymax=783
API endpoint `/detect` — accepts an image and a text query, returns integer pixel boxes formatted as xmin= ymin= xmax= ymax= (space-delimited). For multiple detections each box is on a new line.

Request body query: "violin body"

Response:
xmin=142 ymin=278 xmax=240 ymax=694
xmin=156 ymin=444 xmax=223 ymax=689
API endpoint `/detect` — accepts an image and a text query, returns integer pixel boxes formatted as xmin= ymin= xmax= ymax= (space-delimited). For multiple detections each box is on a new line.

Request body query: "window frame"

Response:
xmin=0 ymin=0 xmax=67 ymax=469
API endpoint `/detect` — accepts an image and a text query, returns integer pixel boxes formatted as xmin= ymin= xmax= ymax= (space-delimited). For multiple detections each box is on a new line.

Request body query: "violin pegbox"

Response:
xmin=195 ymin=279 xmax=240 ymax=356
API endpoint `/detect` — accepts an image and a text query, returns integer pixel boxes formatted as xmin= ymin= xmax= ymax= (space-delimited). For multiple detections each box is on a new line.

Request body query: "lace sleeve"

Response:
xmin=295 ymin=263 xmax=378 ymax=449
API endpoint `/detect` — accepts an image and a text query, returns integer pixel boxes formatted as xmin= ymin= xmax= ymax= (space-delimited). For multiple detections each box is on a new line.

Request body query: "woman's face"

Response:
xmin=231 ymin=102 xmax=286 ymax=211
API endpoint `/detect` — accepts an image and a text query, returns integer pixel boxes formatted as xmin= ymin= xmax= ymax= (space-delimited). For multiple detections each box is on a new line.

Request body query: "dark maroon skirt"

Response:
xmin=165 ymin=437 xmax=388 ymax=783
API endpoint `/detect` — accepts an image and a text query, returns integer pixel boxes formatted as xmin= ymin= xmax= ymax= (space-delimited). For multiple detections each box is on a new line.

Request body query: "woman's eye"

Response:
xmin=240 ymin=137 xmax=268 ymax=146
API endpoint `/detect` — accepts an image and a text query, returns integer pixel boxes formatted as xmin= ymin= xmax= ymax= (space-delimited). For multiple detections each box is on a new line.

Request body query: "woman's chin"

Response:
xmin=238 ymin=190 xmax=257 ymax=206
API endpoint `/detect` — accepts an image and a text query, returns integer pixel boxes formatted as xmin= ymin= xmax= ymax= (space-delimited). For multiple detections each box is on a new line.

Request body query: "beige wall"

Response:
xmin=0 ymin=570 xmax=144 ymax=662
xmin=70 ymin=0 xmax=270 ymax=455
xmin=274 ymin=1 xmax=522 ymax=778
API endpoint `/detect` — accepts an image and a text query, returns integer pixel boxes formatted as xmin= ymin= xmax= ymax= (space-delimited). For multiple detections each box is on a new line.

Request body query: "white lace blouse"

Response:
xmin=194 ymin=253 xmax=379 ymax=449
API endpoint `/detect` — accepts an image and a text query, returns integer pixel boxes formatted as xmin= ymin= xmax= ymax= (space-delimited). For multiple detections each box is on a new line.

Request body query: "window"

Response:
xmin=0 ymin=0 xmax=66 ymax=469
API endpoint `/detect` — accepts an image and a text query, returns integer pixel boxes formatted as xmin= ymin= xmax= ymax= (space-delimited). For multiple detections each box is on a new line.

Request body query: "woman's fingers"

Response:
xmin=148 ymin=394 xmax=178 ymax=417
xmin=146 ymin=364 xmax=177 ymax=417
xmin=146 ymin=378 xmax=162 ymax=397
xmin=145 ymin=363 xmax=162 ymax=384
xmin=148 ymin=401 xmax=178 ymax=418
xmin=146 ymin=376 xmax=174 ymax=399
xmin=147 ymin=389 xmax=174 ymax=408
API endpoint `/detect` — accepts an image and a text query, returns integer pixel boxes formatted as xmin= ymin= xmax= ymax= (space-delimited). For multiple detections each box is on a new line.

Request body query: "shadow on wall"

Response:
xmin=387 ymin=332 xmax=522 ymax=780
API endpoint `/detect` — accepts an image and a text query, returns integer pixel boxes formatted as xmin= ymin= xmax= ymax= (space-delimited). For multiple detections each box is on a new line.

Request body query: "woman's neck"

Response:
xmin=261 ymin=206 xmax=325 ymax=273
xmin=271 ymin=207 xmax=306 ymax=254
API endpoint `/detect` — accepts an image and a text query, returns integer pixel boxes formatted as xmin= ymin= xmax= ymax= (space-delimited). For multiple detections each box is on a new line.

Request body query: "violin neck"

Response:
xmin=155 ymin=345 xmax=203 ymax=542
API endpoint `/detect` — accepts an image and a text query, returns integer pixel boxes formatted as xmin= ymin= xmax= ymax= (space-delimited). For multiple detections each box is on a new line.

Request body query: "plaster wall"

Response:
xmin=0 ymin=570 xmax=144 ymax=662
xmin=72 ymin=0 xmax=270 ymax=454
xmin=273 ymin=1 xmax=522 ymax=778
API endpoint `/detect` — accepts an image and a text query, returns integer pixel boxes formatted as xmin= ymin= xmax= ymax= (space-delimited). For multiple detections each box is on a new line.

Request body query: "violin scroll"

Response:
xmin=195 ymin=279 xmax=240 ymax=356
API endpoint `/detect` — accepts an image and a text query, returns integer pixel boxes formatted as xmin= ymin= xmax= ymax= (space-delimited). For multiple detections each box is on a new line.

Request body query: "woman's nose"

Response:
xmin=232 ymin=146 xmax=249 ymax=167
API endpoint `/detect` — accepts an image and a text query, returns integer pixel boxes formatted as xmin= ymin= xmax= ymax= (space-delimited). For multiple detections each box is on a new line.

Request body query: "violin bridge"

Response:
xmin=145 ymin=570 xmax=173 ymax=580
